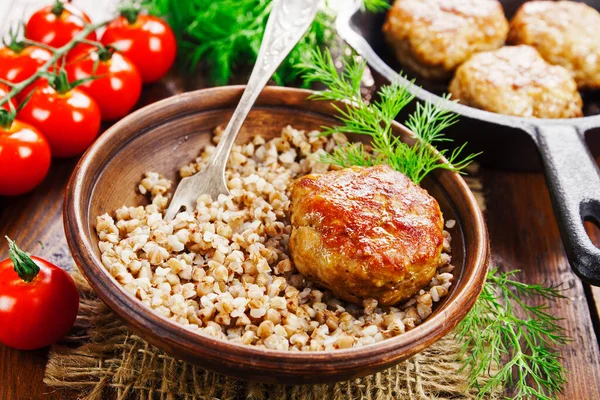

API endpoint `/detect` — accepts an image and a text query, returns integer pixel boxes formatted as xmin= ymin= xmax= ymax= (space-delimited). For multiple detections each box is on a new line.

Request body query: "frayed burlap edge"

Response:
xmin=44 ymin=273 xmax=497 ymax=400
xmin=44 ymin=166 xmax=495 ymax=400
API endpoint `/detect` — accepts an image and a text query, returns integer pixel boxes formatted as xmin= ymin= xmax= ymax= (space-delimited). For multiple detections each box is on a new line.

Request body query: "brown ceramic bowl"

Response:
xmin=64 ymin=86 xmax=489 ymax=384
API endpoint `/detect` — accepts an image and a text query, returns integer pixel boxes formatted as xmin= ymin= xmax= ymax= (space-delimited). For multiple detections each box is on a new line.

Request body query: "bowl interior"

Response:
xmin=66 ymin=86 xmax=487 ymax=384
xmin=86 ymin=99 xmax=465 ymax=315
xmin=352 ymin=0 xmax=600 ymax=117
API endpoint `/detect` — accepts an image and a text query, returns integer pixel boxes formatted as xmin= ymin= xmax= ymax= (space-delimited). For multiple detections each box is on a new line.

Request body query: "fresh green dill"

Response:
xmin=141 ymin=0 xmax=389 ymax=85
xmin=457 ymin=268 xmax=569 ymax=400
xmin=361 ymin=0 xmax=390 ymax=12
xmin=298 ymin=48 xmax=478 ymax=184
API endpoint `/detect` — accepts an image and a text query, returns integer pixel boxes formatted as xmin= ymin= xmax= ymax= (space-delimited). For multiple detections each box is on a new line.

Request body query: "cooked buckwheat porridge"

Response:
xmin=95 ymin=126 xmax=454 ymax=351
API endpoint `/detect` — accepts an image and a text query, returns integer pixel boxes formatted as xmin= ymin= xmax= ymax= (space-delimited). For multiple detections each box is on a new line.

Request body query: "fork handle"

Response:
xmin=208 ymin=0 xmax=321 ymax=173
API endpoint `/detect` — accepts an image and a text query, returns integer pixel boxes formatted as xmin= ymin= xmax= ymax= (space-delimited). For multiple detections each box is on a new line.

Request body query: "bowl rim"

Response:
xmin=64 ymin=85 xmax=489 ymax=372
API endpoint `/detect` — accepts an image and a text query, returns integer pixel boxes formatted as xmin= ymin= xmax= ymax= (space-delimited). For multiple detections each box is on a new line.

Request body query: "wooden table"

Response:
xmin=5 ymin=129 xmax=600 ymax=400
xmin=2 ymin=1 xmax=600 ymax=399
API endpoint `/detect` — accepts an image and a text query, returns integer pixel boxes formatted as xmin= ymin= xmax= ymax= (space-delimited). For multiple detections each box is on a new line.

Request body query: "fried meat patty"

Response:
xmin=449 ymin=45 xmax=583 ymax=118
xmin=289 ymin=165 xmax=444 ymax=306
xmin=382 ymin=0 xmax=509 ymax=80
xmin=508 ymin=1 xmax=600 ymax=89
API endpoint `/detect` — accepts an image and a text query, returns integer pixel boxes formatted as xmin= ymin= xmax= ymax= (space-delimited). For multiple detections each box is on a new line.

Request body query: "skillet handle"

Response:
xmin=536 ymin=124 xmax=600 ymax=285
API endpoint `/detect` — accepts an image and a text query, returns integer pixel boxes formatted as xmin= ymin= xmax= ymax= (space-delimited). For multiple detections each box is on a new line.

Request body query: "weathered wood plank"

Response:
xmin=482 ymin=169 xmax=600 ymax=399
xmin=0 ymin=160 xmax=76 ymax=400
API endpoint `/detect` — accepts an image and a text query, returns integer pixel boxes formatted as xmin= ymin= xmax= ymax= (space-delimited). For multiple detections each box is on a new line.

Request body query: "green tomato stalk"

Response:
xmin=51 ymin=0 xmax=66 ymax=17
xmin=6 ymin=236 xmax=40 ymax=283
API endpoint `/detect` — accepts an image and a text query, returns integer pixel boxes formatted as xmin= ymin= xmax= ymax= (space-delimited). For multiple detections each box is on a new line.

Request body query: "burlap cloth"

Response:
xmin=44 ymin=168 xmax=496 ymax=400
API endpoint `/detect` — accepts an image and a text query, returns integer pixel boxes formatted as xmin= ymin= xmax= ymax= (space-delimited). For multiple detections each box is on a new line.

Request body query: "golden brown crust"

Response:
xmin=382 ymin=0 xmax=508 ymax=80
xmin=508 ymin=1 xmax=600 ymax=90
xmin=289 ymin=165 xmax=444 ymax=306
xmin=449 ymin=45 xmax=583 ymax=119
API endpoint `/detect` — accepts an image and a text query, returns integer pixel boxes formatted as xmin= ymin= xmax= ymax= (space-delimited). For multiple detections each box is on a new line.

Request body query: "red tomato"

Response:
xmin=0 ymin=119 xmax=51 ymax=196
xmin=101 ymin=14 xmax=176 ymax=83
xmin=0 ymin=83 xmax=16 ymax=112
xmin=65 ymin=48 xmax=142 ymax=120
xmin=18 ymin=80 xmax=101 ymax=158
xmin=0 ymin=239 xmax=78 ymax=350
xmin=25 ymin=2 xmax=96 ymax=51
xmin=0 ymin=46 xmax=52 ymax=85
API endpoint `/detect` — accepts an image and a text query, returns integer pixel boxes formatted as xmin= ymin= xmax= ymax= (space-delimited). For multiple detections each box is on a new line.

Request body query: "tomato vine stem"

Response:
xmin=21 ymin=39 xmax=58 ymax=53
xmin=77 ymin=38 xmax=105 ymax=49
xmin=0 ymin=20 xmax=111 ymax=108
xmin=0 ymin=78 xmax=15 ymax=87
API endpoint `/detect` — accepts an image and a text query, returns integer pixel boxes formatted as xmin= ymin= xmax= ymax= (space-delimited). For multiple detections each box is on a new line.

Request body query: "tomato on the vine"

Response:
xmin=101 ymin=11 xmax=176 ymax=83
xmin=0 ymin=238 xmax=79 ymax=350
xmin=0 ymin=45 xmax=52 ymax=86
xmin=25 ymin=1 xmax=96 ymax=51
xmin=0 ymin=86 xmax=50 ymax=196
xmin=0 ymin=119 xmax=51 ymax=196
xmin=66 ymin=47 xmax=142 ymax=120
xmin=18 ymin=74 xmax=101 ymax=158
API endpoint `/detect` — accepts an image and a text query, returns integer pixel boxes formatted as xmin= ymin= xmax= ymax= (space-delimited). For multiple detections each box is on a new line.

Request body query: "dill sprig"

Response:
xmin=457 ymin=268 xmax=569 ymax=399
xmin=299 ymin=48 xmax=478 ymax=184
xmin=142 ymin=0 xmax=389 ymax=85
xmin=361 ymin=0 xmax=390 ymax=12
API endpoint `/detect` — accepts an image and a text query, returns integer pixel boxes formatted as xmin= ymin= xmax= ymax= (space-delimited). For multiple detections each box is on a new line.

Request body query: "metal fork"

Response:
xmin=164 ymin=0 xmax=321 ymax=221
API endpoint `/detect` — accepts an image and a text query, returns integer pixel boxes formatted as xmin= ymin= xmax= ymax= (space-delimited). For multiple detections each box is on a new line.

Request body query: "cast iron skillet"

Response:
xmin=337 ymin=0 xmax=600 ymax=285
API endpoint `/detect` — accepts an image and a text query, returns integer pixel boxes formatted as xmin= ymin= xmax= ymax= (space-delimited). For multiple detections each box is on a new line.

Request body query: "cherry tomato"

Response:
xmin=101 ymin=14 xmax=176 ymax=83
xmin=66 ymin=48 xmax=142 ymax=120
xmin=25 ymin=1 xmax=96 ymax=52
xmin=0 ymin=119 xmax=51 ymax=196
xmin=18 ymin=80 xmax=101 ymax=158
xmin=0 ymin=45 xmax=52 ymax=85
xmin=0 ymin=83 xmax=16 ymax=112
xmin=0 ymin=238 xmax=79 ymax=350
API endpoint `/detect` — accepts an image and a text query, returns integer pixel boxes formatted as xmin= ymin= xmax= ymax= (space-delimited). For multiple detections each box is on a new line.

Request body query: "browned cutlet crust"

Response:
xmin=508 ymin=1 xmax=600 ymax=90
xmin=289 ymin=165 xmax=444 ymax=306
xmin=383 ymin=0 xmax=508 ymax=80
xmin=449 ymin=45 xmax=583 ymax=118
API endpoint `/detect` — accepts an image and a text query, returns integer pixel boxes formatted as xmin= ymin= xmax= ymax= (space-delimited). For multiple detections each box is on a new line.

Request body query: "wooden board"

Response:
xmin=482 ymin=170 xmax=600 ymax=398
